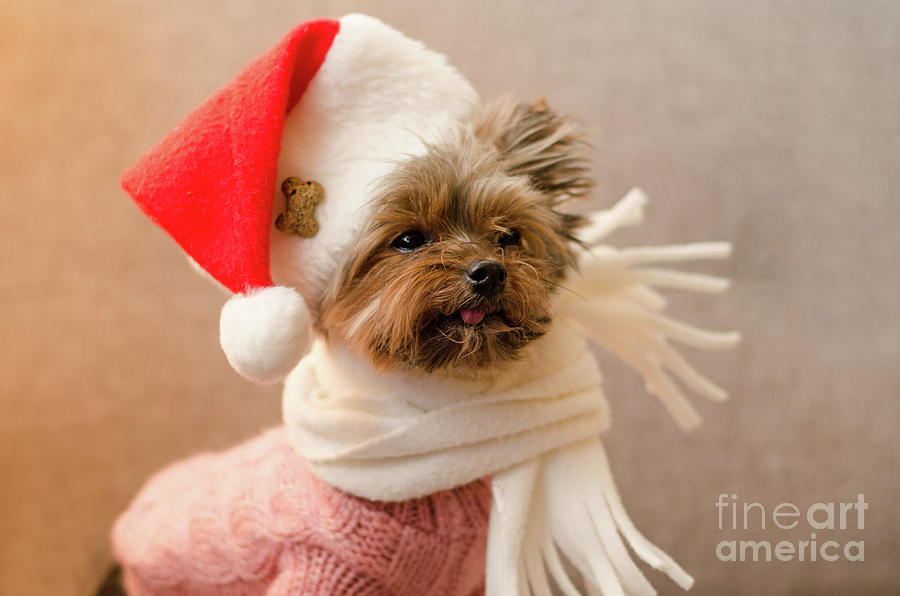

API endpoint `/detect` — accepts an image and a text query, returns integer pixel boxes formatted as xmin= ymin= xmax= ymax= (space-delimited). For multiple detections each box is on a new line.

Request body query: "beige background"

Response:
xmin=1 ymin=1 xmax=898 ymax=595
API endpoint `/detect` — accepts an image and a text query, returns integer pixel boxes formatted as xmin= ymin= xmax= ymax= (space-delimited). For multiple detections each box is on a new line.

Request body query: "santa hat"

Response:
xmin=122 ymin=15 xmax=478 ymax=383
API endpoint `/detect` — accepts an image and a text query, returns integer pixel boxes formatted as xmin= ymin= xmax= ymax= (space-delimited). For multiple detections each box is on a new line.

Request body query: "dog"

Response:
xmin=101 ymin=96 xmax=595 ymax=596
xmin=111 ymin=15 xmax=731 ymax=594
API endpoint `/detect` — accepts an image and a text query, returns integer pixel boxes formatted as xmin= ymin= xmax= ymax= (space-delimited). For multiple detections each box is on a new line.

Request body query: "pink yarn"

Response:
xmin=113 ymin=428 xmax=491 ymax=595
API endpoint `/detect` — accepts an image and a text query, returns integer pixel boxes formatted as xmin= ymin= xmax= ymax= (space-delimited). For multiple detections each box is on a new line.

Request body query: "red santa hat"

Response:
xmin=122 ymin=14 xmax=478 ymax=383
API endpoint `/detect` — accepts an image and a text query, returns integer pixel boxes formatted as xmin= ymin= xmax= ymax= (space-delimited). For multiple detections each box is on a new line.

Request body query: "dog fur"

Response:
xmin=318 ymin=97 xmax=593 ymax=372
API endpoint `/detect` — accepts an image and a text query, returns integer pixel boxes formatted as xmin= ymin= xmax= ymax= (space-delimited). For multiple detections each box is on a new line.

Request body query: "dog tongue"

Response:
xmin=460 ymin=308 xmax=485 ymax=325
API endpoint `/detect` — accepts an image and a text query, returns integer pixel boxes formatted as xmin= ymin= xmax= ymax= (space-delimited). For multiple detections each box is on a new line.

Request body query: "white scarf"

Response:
xmin=283 ymin=189 xmax=738 ymax=595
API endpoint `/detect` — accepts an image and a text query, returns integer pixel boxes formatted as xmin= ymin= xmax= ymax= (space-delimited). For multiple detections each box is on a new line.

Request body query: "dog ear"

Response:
xmin=475 ymin=97 xmax=594 ymax=203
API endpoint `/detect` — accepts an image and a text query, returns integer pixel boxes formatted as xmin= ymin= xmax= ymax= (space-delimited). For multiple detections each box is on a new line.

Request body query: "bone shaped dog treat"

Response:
xmin=275 ymin=177 xmax=324 ymax=238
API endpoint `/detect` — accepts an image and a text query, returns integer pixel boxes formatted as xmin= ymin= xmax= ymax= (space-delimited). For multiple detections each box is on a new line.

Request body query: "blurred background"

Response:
xmin=1 ymin=1 xmax=897 ymax=594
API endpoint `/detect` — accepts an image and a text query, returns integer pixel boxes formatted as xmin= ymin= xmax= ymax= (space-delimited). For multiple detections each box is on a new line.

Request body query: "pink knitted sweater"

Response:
xmin=113 ymin=428 xmax=492 ymax=595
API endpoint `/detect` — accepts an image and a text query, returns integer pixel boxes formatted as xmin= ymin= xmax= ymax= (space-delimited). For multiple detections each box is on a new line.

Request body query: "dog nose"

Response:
xmin=465 ymin=260 xmax=507 ymax=296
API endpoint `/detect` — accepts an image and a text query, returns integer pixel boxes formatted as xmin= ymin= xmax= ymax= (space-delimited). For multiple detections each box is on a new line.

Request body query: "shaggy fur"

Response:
xmin=319 ymin=98 xmax=593 ymax=372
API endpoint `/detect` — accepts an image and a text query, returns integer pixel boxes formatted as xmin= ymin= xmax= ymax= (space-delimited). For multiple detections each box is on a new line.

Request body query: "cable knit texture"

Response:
xmin=113 ymin=428 xmax=491 ymax=595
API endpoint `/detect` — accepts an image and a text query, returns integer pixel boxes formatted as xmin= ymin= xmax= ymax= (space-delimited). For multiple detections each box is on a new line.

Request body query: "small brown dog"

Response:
xmin=319 ymin=97 xmax=593 ymax=372
xmin=111 ymin=16 xmax=730 ymax=594
xmin=96 ymin=97 xmax=591 ymax=596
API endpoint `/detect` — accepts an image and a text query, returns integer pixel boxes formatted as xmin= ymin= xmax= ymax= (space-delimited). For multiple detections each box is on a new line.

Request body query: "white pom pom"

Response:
xmin=219 ymin=286 xmax=312 ymax=384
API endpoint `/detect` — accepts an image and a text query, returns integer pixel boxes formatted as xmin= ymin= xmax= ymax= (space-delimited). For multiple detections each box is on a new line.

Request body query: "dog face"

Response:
xmin=318 ymin=98 xmax=593 ymax=372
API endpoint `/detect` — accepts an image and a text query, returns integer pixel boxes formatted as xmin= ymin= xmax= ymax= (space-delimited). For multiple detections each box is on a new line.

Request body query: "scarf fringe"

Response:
xmin=560 ymin=188 xmax=740 ymax=431
xmin=488 ymin=439 xmax=693 ymax=596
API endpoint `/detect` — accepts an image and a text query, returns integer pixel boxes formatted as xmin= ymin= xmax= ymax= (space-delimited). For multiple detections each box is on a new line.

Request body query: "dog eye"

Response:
xmin=497 ymin=229 xmax=521 ymax=247
xmin=391 ymin=229 xmax=430 ymax=252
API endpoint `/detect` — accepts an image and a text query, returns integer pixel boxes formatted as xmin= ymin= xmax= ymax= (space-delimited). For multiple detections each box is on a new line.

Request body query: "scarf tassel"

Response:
xmin=488 ymin=439 xmax=693 ymax=596
xmin=563 ymin=187 xmax=741 ymax=431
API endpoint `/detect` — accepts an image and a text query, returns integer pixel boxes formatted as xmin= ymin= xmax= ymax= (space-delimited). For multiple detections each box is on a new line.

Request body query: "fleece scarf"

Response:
xmin=283 ymin=189 xmax=738 ymax=596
